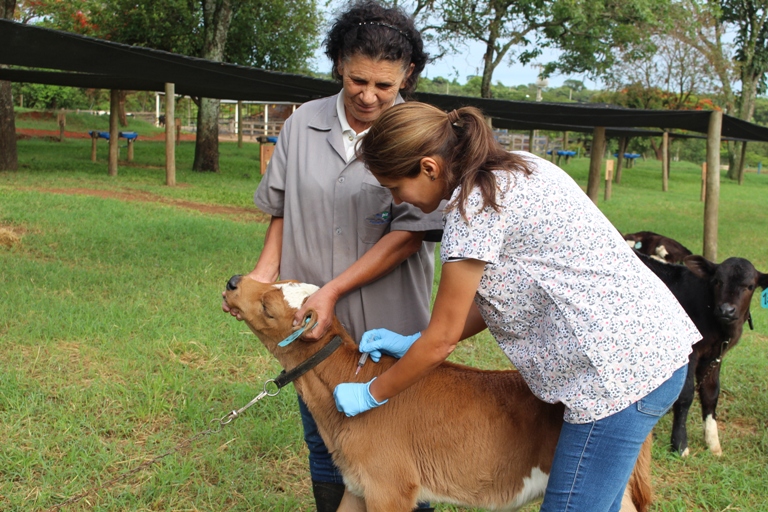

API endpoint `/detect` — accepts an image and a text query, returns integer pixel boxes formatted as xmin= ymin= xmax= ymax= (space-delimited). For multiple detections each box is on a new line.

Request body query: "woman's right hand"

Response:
xmin=359 ymin=329 xmax=421 ymax=361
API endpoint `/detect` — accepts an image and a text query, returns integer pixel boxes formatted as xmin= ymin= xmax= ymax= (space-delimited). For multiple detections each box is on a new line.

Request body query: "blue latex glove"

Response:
xmin=334 ymin=378 xmax=388 ymax=417
xmin=359 ymin=328 xmax=421 ymax=362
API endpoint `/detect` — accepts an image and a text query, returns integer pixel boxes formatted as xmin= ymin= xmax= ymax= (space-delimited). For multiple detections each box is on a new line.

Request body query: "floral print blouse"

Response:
xmin=441 ymin=153 xmax=700 ymax=423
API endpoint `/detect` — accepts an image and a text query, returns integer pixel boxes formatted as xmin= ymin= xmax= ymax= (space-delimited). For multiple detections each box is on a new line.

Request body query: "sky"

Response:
xmin=419 ymin=42 xmax=603 ymax=89
xmin=311 ymin=41 xmax=603 ymax=90
xmin=311 ymin=2 xmax=604 ymax=91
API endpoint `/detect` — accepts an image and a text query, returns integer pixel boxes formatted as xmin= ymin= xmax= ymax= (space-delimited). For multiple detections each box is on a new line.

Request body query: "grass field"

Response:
xmin=1 ymin=133 xmax=767 ymax=511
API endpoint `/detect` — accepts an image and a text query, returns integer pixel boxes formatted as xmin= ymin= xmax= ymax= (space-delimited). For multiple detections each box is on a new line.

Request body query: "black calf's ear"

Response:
xmin=757 ymin=271 xmax=768 ymax=290
xmin=684 ymin=255 xmax=717 ymax=279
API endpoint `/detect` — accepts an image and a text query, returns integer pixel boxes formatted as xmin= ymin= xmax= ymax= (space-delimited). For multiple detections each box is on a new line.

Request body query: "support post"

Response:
xmin=165 ymin=82 xmax=176 ymax=187
xmin=155 ymin=93 xmax=161 ymax=126
xmin=662 ymin=131 xmax=669 ymax=192
xmin=587 ymin=126 xmax=606 ymax=204
xmin=604 ymin=159 xmax=615 ymax=202
xmin=127 ymin=138 xmax=134 ymax=162
xmin=703 ymin=110 xmax=722 ymax=261
xmin=108 ymin=90 xmax=119 ymax=176
xmin=700 ymin=163 xmax=707 ymax=202
xmin=237 ymin=100 xmax=243 ymax=148
xmin=57 ymin=110 xmax=66 ymax=141
xmin=528 ymin=129 xmax=534 ymax=153
xmin=90 ymin=131 xmax=98 ymax=162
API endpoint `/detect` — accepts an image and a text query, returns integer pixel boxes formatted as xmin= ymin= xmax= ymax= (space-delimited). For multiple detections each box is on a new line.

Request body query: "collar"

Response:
xmin=273 ymin=335 xmax=344 ymax=389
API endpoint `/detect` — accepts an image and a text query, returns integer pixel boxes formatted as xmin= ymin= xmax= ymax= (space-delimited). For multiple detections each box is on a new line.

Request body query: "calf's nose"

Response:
xmin=226 ymin=275 xmax=242 ymax=291
xmin=717 ymin=303 xmax=737 ymax=319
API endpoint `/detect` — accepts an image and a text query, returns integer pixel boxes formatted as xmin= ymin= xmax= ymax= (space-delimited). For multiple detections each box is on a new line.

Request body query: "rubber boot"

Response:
xmin=311 ymin=480 xmax=345 ymax=512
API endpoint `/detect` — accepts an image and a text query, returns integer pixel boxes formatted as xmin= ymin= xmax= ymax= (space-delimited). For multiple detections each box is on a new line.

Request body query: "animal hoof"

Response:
xmin=681 ymin=447 xmax=690 ymax=458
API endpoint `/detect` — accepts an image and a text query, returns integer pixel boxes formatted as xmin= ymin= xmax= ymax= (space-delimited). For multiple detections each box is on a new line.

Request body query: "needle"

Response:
xmin=355 ymin=352 xmax=368 ymax=375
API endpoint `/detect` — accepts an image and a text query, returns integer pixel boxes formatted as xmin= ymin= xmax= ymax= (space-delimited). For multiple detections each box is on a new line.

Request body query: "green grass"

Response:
xmin=15 ymin=110 xmax=165 ymax=136
xmin=1 ymin=137 xmax=767 ymax=511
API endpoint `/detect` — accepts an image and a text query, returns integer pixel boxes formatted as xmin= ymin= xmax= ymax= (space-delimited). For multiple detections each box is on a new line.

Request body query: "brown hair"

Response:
xmin=359 ymin=102 xmax=534 ymax=217
xmin=324 ymin=0 xmax=428 ymax=95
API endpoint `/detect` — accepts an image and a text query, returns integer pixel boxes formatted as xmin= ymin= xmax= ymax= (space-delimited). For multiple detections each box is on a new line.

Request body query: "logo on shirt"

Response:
xmin=365 ymin=210 xmax=391 ymax=225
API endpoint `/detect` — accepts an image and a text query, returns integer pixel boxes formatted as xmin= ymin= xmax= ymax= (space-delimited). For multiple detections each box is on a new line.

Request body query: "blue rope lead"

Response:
xmin=278 ymin=316 xmax=312 ymax=347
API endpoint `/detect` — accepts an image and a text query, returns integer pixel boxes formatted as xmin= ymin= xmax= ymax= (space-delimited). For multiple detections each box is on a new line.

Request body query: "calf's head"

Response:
xmin=223 ymin=275 xmax=320 ymax=352
xmin=684 ymin=256 xmax=768 ymax=325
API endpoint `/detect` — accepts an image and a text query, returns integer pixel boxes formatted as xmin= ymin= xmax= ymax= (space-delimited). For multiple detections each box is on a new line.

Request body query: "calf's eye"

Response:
xmin=261 ymin=300 xmax=274 ymax=319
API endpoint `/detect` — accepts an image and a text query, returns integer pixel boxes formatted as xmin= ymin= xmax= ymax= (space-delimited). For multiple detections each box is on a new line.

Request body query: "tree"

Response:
xmin=226 ymin=0 xmax=319 ymax=72
xmin=23 ymin=0 xmax=321 ymax=172
xmin=605 ymin=35 xmax=716 ymax=110
xmin=1 ymin=0 xmax=18 ymax=171
xmin=432 ymin=0 xmax=666 ymax=98
xmin=663 ymin=0 xmax=768 ymax=180
xmin=721 ymin=0 xmax=768 ymax=179
xmin=192 ymin=0 xmax=234 ymax=173
xmin=722 ymin=0 xmax=768 ymax=123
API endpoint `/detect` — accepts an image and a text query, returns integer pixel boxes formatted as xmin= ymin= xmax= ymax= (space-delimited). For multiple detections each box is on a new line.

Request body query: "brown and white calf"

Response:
xmin=634 ymin=250 xmax=768 ymax=456
xmin=223 ymin=276 xmax=652 ymax=512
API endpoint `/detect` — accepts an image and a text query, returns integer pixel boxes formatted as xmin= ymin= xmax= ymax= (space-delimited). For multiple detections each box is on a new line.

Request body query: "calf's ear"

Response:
xmin=299 ymin=309 xmax=319 ymax=339
xmin=757 ymin=271 xmax=768 ymax=290
xmin=684 ymin=255 xmax=718 ymax=279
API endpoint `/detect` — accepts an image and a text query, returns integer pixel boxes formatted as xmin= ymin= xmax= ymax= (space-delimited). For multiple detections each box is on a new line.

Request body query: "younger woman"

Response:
xmin=334 ymin=102 xmax=700 ymax=511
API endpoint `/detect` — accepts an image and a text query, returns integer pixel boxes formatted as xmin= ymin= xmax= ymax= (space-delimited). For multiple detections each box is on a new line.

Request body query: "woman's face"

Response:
xmin=375 ymin=158 xmax=446 ymax=214
xmin=338 ymin=54 xmax=413 ymax=133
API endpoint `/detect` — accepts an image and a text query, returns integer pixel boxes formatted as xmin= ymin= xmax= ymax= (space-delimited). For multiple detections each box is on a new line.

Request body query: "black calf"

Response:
xmin=635 ymin=250 xmax=768 ymax=456
xmin=624 ymin=231 xmax=693 ymax=264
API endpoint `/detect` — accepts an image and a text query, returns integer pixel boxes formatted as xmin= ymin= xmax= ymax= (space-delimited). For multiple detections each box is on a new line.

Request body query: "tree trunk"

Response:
xmin=118 ymin=90 xmax=128 ymax=127
xmin=481 ymin=45 xmax=494 ymax=98
xmin=649 ymin=138 xmax=663 ymax=161
xmin=192 ymin=0 xmax=234 ymax=172
xmin=0 ymin=78 xmax=17 ymax=171
xmin=0 ymin=1 xmax=17 ymax=171
xmin=193 ymin=97 xmax=220 ymax=172
xmin=726 ymin=140 xmax=738 ymax=180
xmin=728 ymin=72 xmax=759 ymax=180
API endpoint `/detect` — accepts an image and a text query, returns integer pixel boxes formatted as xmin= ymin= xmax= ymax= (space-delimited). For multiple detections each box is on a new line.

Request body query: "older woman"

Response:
xmin=223 ymin=1 xmax=441 ymax=510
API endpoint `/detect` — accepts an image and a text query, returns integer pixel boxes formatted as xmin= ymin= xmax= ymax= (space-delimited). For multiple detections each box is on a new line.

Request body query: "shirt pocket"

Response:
xmin=358 ymin=182 xmax=393 ymax=244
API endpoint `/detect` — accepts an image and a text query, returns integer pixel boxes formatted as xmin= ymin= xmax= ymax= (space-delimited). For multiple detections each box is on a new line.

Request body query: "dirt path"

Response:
xmin=32 ymin=187 xmax=270 ymax=223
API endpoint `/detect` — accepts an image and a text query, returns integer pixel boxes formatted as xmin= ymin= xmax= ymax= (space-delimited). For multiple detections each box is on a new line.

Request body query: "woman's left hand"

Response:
xmin=294 ymin=284 xmax=339 ymax=341
xmin=334 ymin=378 xmax=388 ymax=417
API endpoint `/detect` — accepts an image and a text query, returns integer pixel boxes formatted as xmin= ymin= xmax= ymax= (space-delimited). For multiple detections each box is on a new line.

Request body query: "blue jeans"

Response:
xmin=540 ymin=364 xmax=687 ymax=512
xmin=298 ymin=395 xmax=345 ymax=484
xmin=298 ymin=395 xmax=432 ymax=508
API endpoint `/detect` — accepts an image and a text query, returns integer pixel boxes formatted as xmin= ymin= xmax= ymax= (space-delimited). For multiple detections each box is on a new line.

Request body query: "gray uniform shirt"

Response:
xmin=255 ymin=93 xmax=444 ymax=341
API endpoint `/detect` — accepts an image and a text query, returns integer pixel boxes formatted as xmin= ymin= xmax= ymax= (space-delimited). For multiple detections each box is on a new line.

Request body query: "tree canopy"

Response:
xmin=21 ymin=0 xmax=319 ymax=72
xmin=419 ymin=0 xmax=667 ymax=98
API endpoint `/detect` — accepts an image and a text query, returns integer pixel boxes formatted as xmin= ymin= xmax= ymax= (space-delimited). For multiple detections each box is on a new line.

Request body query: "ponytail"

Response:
xmin=359 ymin=102 xmax=533 ymax=218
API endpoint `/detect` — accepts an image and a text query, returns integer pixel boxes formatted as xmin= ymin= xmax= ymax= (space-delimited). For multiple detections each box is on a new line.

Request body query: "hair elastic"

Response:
xmin=358 ymin=21 xmax=410 ymax=41
xmin=447 ymin=109 xmax=460 ymax=124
